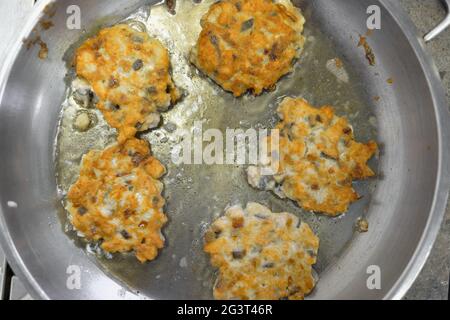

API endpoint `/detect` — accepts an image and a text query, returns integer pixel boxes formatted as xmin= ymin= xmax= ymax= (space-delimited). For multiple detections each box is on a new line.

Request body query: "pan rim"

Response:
xmin=0 ymin=0 xmax=54 ymax=300
xmin=0 ymin=0 xmax=448 ymax=300
xmin=378 ymin=0 xmax=450 ymax=300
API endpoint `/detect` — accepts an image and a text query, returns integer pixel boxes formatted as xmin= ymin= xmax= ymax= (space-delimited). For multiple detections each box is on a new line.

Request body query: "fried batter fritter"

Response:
xmin=190 ymin=0 xmax=305 ymax=97
xmin=204 ymin=202 xmax=319 ymax=300
xmin=247 ymin=97 xmax=378 ymax=216
xmin=66 ymin=138 xmax=167 ymax=262
xmin=75 ymin=24 xmax=180 ymax=143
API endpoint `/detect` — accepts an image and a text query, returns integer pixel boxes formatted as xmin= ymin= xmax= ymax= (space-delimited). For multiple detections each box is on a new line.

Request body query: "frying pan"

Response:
xmin=0 ymin=0 xmax=449 ymax=300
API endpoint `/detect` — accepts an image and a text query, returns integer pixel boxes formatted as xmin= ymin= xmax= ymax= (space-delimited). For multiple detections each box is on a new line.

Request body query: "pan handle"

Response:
xmin=424 ymin=0 xmax=450 ymax=42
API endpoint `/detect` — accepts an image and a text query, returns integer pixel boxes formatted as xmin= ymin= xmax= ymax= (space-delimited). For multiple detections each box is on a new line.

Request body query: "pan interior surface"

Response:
xmin=56 ymin=0 xmax=378 ymax=299
xmin=0 ymin=0 xmax=444 ymax=300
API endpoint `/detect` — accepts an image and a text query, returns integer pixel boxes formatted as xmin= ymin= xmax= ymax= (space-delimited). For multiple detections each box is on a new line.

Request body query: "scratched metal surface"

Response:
xmin=55 ymin=0 xmax=378 ymax=299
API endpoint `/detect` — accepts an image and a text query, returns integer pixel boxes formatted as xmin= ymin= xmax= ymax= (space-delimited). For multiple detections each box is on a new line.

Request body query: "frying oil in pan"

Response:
xmin=55 ymin=0 xmax=378 ymax=299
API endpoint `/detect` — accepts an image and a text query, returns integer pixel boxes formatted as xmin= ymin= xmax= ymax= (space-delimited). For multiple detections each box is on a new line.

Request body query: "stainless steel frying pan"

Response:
xmin=0 ymin=0 xmax=449 ymax=300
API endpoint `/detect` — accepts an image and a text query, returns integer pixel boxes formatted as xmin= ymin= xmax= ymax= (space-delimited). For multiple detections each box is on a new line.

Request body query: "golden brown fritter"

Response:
xmin=247 ymin=97 xmax=378 ymax=216
xmin=75 ymin=24 xmax=180 ymax=143
xmin=190 ymin=0 xmax=305 ymax=97
xmin=66 ymin=138 xmax=167 ymax=262
xmin=204 ymin=202 xmax=319 ymax=300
